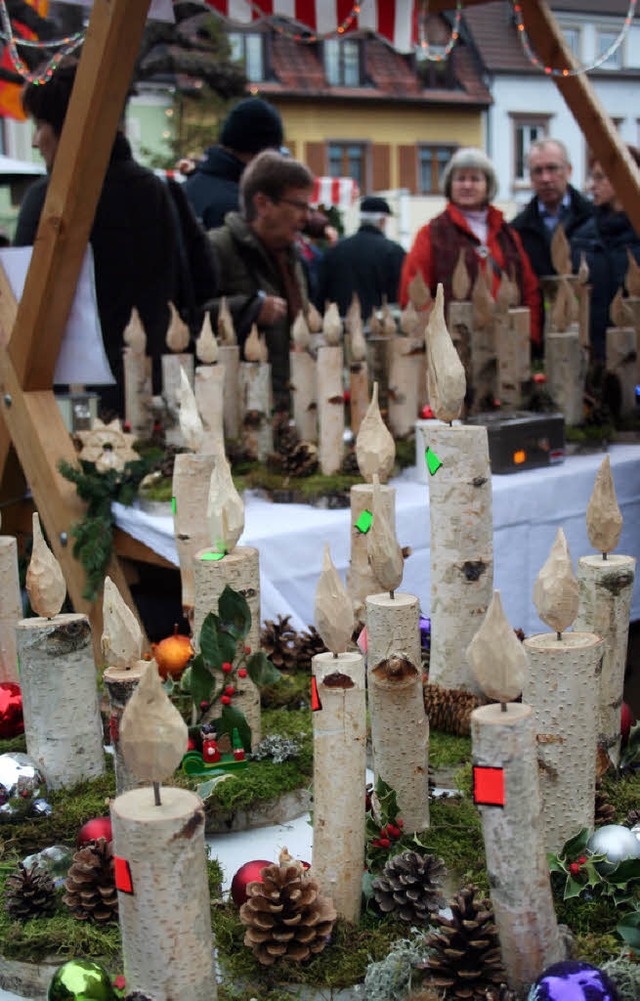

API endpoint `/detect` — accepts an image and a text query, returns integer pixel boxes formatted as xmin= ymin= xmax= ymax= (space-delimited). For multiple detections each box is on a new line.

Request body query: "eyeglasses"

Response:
xmin=276 ymin=196 xmax=312 ymax=212
xmin=530 ymin=163 xmax=565 ymax=177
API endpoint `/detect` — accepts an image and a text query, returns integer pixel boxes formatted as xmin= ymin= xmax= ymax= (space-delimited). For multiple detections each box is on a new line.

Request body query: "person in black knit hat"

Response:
xmin=184 ymin=96 xmax=284 ymax=229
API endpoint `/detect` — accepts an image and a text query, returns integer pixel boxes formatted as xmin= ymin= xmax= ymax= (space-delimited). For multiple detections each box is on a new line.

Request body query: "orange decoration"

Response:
xmin=151 ymin=625 xmax=193 ymax=679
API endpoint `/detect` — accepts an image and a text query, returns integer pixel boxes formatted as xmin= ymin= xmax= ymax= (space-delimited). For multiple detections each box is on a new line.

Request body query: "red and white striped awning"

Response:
xmin=312 ymin=176 xmax=360 ymax=209
xmin=205 ymin=1 xmax=416 ymax=54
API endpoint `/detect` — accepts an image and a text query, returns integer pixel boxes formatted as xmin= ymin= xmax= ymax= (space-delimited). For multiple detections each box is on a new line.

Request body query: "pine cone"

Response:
xmin=372 ymin=850 xmax=446 ymax=924
xmin=281 ymin=441 xmax=319 ymax=478
xmin=273 ymin=413 xmax=299 ymax=454
xmin=485 ymin=989 xmax=518 ymax=1001
xmin=424 ymin=884 xmax=507 ymax=1000
xmin=294 ymin=625 xmax=328 ymax=672
xmin=5 ymin=863 xmax=56 ymax=921
xmin=239 ymin=848 xmax=337 ymax=966
xmin=261 ymin=615 xmax=299 ymax=672
xmin=63 ymin=837 xmax=118 ymax=923
xmin=423 ymin=682 xmax=483 ymax=737
xmin=624 ymin=808 xmax=640 ymax=829
xmin=594 ymin=779 xmax=616 ymax=827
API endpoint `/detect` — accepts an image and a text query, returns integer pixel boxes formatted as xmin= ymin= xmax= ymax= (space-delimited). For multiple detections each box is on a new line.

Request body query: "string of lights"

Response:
xmin=249 ymin=1 xmax=365 ymax=44
xmin=512 ymin=0 xmax=637 ymax=77
xmin=0 ymin=0 xmax=84 ymax=85
xmin=416 ymin=0 xmax=462 ymax=62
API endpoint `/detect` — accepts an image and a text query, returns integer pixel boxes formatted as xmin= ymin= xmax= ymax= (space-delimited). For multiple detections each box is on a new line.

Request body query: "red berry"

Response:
xmin=379 ymin=826 xmax=388 ymax=838
xmin=238 ymin=668 xmax=247 ymax=678
xmin=222 ymin=662 xmax=233 ymax=673
xmin=225 ymin=685 xmax=235 ymax=696
xmin=379 ymin=837 xmax=391 ymax=849
xmin=578 ymin=856 xmax=587 ymax=865
xmin=220 ymin=695 xmax=231 ymax=705
xmin=199 ymin=700 xmax=209 ymax=711
xmin=371 ymin=839 xmax=382 ymax=848
xmin=569 ymin=862 xmax=581 ymax=876
xmin=388 ymin=825 xmax=401 ymax=839
xmin=395 ymin=817 xmax=404 ymax=828
xmin=244 ymin=645 xmax=252 ymax=654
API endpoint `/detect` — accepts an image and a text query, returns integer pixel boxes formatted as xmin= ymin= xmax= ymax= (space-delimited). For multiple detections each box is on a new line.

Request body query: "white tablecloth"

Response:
xmin=113 ymin=444 xmax=640 ymax=636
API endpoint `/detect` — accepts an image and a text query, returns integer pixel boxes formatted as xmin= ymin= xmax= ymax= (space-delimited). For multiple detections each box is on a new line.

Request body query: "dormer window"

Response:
xmin=228 ymin=32 xmax=265 ymax=82
xmin=324 ymin=38 xmax=362 ymax=86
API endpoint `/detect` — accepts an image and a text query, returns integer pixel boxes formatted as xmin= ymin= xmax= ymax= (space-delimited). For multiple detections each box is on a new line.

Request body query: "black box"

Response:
xmin=465 ymin=411 xmax=565 ymax=474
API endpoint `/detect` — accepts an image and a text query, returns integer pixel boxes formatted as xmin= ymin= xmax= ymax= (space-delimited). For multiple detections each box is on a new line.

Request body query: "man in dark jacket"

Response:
xmin=315 ymin=196 xmax=405 ymax=318
xmin=184 ymin=97 xmax=284 ymax=229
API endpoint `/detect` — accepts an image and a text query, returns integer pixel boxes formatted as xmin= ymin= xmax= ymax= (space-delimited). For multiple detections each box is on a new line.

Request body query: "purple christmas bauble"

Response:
xmin=527 ymin=960 xmax=619 ymax=1000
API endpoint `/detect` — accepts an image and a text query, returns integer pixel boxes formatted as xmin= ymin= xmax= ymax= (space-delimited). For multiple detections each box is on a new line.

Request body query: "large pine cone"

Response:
xmin=293 ymin=625 xmax=328 ymax=672
xmin=281 ymin=441 xmax=319 ymax=478
xmin=423 ymin=682 xmax=483 ymax=737
xmin=372 ymin=850 xmax=446 ymax=924
xmin=594 ymin=778 xmax=616 ymax=827
xmin=424 ymin=884 xmax=507 ymax=1000
xmin=63 ymin=837 xmax=118 ymax=923
xmin=239 ymin=848 xmax=337 ymax=966
xmin=5 ymin=863 xmax=56 ymax=920
xmin=261 ymin=615 xmax=299 ymax=672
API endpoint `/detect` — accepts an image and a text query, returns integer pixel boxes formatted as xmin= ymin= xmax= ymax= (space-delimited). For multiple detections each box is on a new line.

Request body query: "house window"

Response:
xmin=416 ymin=51 xmax=457 ymax=90
xmin=328 ymin=143 xmax=367 ymax=190
xmin=597 ymin=30 xmax=623 ymax=69
xmin=418 ymin=144 xmax=457 ymax=193
xmin=512 ymin=117 xmax=550 ymax=183
xmin=562 ymin=27 xmax=580 ymax=60
xmin=228 ymin=32 xmax=265 ymax=82
xmin=324 ymin=38 xmax=362 ymax=86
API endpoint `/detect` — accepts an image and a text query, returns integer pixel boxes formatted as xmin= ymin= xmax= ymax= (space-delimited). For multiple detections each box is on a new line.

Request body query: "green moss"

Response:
xmin=261 ymin=672 xmax=311 ymax=711
xmin=428 ymin=731 xmax=471 ymax=771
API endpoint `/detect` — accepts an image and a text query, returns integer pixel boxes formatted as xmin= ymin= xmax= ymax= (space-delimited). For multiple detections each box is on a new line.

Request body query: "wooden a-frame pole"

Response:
xmin=0 ymin=0 xmax=152 ymax=652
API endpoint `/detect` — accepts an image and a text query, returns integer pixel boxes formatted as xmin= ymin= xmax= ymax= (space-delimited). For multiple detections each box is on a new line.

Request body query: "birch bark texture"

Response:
xmin=522 ymin=631 xmax=604 ymax=852
xmin=15 ymin=613 xmax=104 ymax=790
xmin=195 ymin=363 xmax=225 ymax=455
xmin=388 ymin=337 xmax=420 ymax=439
xmin=0 ymin=536 xmax=22 ymax=682
xmin=349 ymin=360 xmax=369 ymax=439
xmin=575 ymin=554 xmax=636 ymax=763
xmin=172 ymin=453 xmax=217 ymax=611
xmin=317 ymin=345 xmax=344 ymax=475
xmin=471 ymin=703 xmax=563 ymax=993
xmin=606 ymin=327 xmax=637 ymax=416
xmin=290 ymin=350 xmax=318 ymax=442
xmin=162 ymin=353 xmax=194 ymax=447
xmin=347 ymin=482 xmax=396 ymax=620
xmin=545 ymin=328 xmax=586 ymax=426
xmin=311 ymin=650 xmax=366 ymax=924
xmin=239 ymin=362 xmax=273 ymax=461
xmin=511 ymin=307 xmax=531 ymax=385
xmin=103 ymin=663 xmax=147 ymax=795
xmin=123 ymin=347 xmax=152 ymax=440
xmin=218 ymin=344 xmax=240 ymax=441
xmin=420 ymin=423 xmax=493 ymax=694
xmin=193 ymin=545 xmax=261 ymax=747
xmin=111 ymin=787 xmax=215 ymax=1001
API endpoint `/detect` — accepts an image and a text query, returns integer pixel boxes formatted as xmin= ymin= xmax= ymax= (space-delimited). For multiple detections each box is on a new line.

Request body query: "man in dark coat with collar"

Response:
xmin=315 ymin=196 xmax=405 ymax=319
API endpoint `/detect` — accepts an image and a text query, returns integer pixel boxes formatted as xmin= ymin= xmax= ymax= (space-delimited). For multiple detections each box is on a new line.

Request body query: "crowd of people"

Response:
xmin=13 ymin=58 xmax=640 ymax=419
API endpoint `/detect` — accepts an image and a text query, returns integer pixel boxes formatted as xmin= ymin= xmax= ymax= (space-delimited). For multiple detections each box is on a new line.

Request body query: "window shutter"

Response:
xmin=398 ymin=145 xmax=417 ymax=195
xmin=371 ymin=143 xmax=391 ymax=191
xmin=305 ymin=142 xmax=326 ymax=176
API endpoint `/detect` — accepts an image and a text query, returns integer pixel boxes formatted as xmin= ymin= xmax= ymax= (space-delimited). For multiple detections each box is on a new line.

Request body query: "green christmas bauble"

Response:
xmin=48 ymin=960 xmax=117 ymax=1001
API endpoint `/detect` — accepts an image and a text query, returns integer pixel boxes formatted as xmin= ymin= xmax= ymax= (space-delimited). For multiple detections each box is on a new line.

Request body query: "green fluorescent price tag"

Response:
xmin=355 ymin=510 xmax=373 ymax=533
xmin=426 ymin=447 xmax=443 ymax=476
xmin=171 ymin=496 xmax=177 ymax=515
xmin=200 ymin=551 xmax=226 ymax=561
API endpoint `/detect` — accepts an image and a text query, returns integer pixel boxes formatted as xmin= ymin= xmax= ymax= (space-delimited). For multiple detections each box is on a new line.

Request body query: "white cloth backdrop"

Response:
xmin=113 ymin=444 xmax=640 ymax=636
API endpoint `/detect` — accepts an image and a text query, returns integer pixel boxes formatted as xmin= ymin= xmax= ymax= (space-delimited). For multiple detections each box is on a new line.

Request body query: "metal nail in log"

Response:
xmin=575 ymin=455 xmax=635 ymax=767
xmin=468 ymin=591 xmax=563 ymax=995
xmin=15 ymin=513 xmax=104 ymax=790
xmin=311 ymin=543 xmax=366 ymax=924
xmin=290 ymin=308 xmax=318 ymax=443
xmin=240 ymin=323 xmax=273 ymax=462
xmin=194 ymin=310 xmax=226 ymax=456
xmin=0 ymin=507 xmax=22 ymax=683
xmin=523 ymin=528 xmax=604 ymax=852
xmin=420 ymin=283 xmax=493 ymax=695
xmin=162 ymin=301 xmax=194 ymax=448
xmin=317 ymin=302 xmax=345 ymax=475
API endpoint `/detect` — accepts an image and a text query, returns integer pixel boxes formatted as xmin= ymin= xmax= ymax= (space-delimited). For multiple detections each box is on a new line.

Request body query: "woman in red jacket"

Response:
xmin=399 ymin=147 xmax=542 ymax=349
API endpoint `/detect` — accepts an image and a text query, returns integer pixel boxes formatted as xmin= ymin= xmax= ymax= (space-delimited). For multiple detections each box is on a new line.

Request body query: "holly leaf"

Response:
xmin=217 ymin=629 xmax=238 ymax=666
xmin=617 ymin=908 xmax=640 ymax=950
xmin=218 ymin=585 xmax=251 ymax=640
xmin=209 ymin=704 xmax=252 ymax=751
xmin=559 ymin=827 xmax=592 ymax=861
xmin=246 ymin=650 xmax=281 ymax=688
xmin=199 ymin=612 xmax=221 ymax=668
xmin=197 ymin=774 xmax=232 ymax=801
xmin=190 ymin=652 xmax=216 ymax=709
xmin=564 ymin=875 xmax=586 ymax=899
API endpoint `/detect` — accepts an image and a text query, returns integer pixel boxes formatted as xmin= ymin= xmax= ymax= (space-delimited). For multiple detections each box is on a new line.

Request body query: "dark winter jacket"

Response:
xmin=183 ymin=146 xmax=245 ymax=229
xmin=314 ymin=223 xmax=406 ymax=318
xmin=510 ymin=185 xmax=593 ymax=279
xmin=208 ymin=212 xmax=310 ymax=410
xmin=14 ymin=133 xmax=219 ymax=415
xmin=570 ymin=205 xmax=640 ymax=361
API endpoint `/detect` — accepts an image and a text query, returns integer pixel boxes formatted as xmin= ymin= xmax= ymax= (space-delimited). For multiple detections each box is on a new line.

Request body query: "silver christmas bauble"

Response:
xmin=586 ymin=824 xmax=640 ymax=873
xmin=0 ymin=752 xmax=47 ymax=821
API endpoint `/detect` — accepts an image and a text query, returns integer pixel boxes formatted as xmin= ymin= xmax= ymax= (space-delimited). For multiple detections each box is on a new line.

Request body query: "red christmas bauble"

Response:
xmin=230 ymin=859 xmax=272 ymax=906
xmin=622 ymin=702 xmax=635 ymax=743
xmin=420 ymin=404 xmax=434 ymax=420
xmin=0 ymin=682 xmax=24 ymax=739
xmin=77 ymin=817 xmax=113 ymax=847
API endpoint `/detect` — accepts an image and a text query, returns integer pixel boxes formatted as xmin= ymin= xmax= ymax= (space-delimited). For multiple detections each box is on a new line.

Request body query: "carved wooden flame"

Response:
xmin=195 ymin=312 xmax=218 ymax=364
xmin=466 ymin=590 xmax=527 ymax=702
xmin=292 ymin=309 xmax=312 ymax=351
xmin=451 ymin=248 xmax=471 ymax=301
xmin=408 ymin=271 xmax=431 ymax=311
xmin=508 ymin=265 xmax=521 ymax=307
xmin=178 ymin=366 xmax=204 ymax=452
xmin=307 ymin=301 xmax=323 ymax=333
xmin=123 ymin=307 xmax=146 ymax=353
xmin=101 ymin=575 xmax=143 ymax=669
xmin=206 ymin=452 xmax=244 ymax=553
xmin=626 ymin=248 xmax=640 ymax=297
xmin=381 ymin=303 xmax=397 ymax=337
xmin=425 ymin=283 xmax=466 ymax=423
xmin=345 ymin=292 xmax=362 ymax=333
xmin=551 ymin=277 xmax=578 ymax=332
xmin=218 ymin=296 xmax=237 ymax=345
xmin=367 ymin=474 xmax=403 ymax=594
xmin=355 ymin=382 xmax=396 ymax=482
xmin=26 ymin=512 xmax=66 ymax=618
xmin=471 ymin=270 xmax=494 ymax=329
xmin=577 ymin=252 xmax=590 ymax=285
xmin=166 ymin=301 xmax=190 ymax=352
xmin=368 ymin=308 xmax=383 ymax=337
xmin=314 ymin=543 xmax=354 ymax=654
xmin=550 ymin=223 xmax=572 ymax=276
xmin=400 ymin=300 xmax=419 ymax=336
xmin=119 ymin=659 xmax=188 ymax=782
xmin=533 ymin=527 xmax=579 ymax=634
xmin=323 ymin=302 xmax=342 ymax=345
xmin=350 ymin=315 xmax=367 ymax=363
xmin=244 ymin=324 xmax=268 ymax=362
xmin=610 ymin=287 xmax=633 ymax=329
xmin=586 ymin=454 xmax=623 ymax=555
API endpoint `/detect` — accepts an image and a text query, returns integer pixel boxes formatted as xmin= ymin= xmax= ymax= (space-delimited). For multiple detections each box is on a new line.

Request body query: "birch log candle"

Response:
xmin=290 ymin=309 xmax=318 ymax=442
xmin=407 ymin=273 xmax=432 ymax=413
xmin=172 ymin=369 xmax=216 ymax=613
xmin=162 ymin=301 xmax=193 ymax=447
xmin=494 ymin=273 xmax=521 ymax=410
xmin=240 ymin=324 xmax=272 ymax=462
xmin=523 ymin=528 xmax=604 ymax=852
xmin=194 ymin=311 xmax=226 ymax=455
xmin=576 ymin=252 xmax=591 ymax=353
xmin=111 ymin=660 xmax=214 ymax=1001
xmin=16 ymin=514 xmax=104 ymax=791
xmin=468 ymin=591 xmax=562 ymax=994
xmin=575 ymin=455 xmax=635 ymax=766
xmin=620 ymin=249 xmax=640 ymax=384
xmin=544 ymin=255 xmax=585 ymax=426
xmin=0 ymin=516 xmax=22 ymax=682
xmin=317 ymin=304 xmax=344 ymax=475
xmin=216 ymin=296 xmax=241 ymax=443
xmin=102 ymin=576 xmax=149 ymax=795
xmin=606 ymin=288 xmax=637 ymax=417
xmin=312 ymin=544 xmax=366 ymax=923
xmin=388 ymin=333 xmax=421 ymax=439
xmin=122 ymin=307 xmax=152 ymax=439
xmin=447 ymin=249 xmax=474 ymax=411
xmin=192 ymin=453 xmax=261 ymax=745
xmin=470 ymin=268 xmax=497 ymax=413
xmin=420 ymin=285 xmax=493 ymax=694
xmin=348 ymin=314 xmax=369 ymax=439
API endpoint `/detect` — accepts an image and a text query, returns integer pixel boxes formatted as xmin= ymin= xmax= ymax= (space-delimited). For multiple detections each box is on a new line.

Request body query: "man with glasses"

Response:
xmin=207 ymin=150 xmax=315 ymax=410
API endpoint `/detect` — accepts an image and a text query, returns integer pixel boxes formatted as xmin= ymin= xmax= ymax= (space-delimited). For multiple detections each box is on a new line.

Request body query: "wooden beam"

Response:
xmin=520 ymin=0 xmax=640 ymax=234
